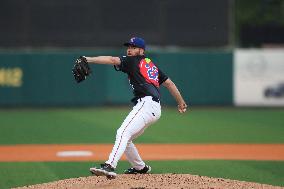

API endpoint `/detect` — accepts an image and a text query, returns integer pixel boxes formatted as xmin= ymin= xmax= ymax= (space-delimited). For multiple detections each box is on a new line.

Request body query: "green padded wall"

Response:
xmin=0 ymin=50 xmax=232 ymax=106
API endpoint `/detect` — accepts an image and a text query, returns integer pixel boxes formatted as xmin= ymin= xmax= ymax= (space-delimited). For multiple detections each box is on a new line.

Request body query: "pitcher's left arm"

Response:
xmin=162 ymin=78 xmax=187 ymax=113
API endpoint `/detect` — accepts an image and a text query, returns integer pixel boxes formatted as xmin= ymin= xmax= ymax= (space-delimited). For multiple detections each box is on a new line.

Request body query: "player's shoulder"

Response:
xmin=142 ymin=56 xmax=159 ymax=67
xmin=120 ymin=55 xmax=144 ymax=63
xmin=120 ymin=55 xmax=136 ymax=61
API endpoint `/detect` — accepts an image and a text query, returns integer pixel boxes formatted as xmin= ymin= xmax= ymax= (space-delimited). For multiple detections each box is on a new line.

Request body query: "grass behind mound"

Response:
xmin=0 ymin=107 xmax=284 ymax=188
xmin=0 ymin=107 xmax=284 ymax=144
xmin=1 ymin=160 xmax=284 ymax=189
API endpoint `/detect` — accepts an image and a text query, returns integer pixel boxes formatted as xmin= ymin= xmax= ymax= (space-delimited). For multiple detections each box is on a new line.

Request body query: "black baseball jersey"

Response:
xmin=114 ymin=55 xmax=168 ymax=101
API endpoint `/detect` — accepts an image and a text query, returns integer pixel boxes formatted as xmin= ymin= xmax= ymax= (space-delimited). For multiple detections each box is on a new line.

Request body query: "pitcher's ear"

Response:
xmin=139 ymin=48 xmax=145 ymax=55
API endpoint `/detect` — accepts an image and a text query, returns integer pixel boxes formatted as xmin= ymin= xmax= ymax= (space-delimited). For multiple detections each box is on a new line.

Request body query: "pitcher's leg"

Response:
xmin=105 ymin=129 xmax=131 ymax=168
xmin=105 ymin=102 xmax=146 ymax=168
xmin=125 ymin=141 xmax=145 ymax=170
xmin=124 ymin=99 xmax=161 ymax=170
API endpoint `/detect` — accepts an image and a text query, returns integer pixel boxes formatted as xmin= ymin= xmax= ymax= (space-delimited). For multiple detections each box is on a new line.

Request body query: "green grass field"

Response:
xmin=0 ymin=107 xmax=284 ymax=188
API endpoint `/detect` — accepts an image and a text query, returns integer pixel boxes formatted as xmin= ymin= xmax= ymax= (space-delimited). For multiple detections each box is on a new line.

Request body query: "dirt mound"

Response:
xmin=14 ymin=174 xmax=283 ymax=189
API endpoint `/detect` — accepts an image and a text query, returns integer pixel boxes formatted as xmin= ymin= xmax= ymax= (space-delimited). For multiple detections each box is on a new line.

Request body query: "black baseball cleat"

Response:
xmin=90 ymin=163 xmax=117 ymax=179
xmin=124 ymin=165 xmax=151 ymax=174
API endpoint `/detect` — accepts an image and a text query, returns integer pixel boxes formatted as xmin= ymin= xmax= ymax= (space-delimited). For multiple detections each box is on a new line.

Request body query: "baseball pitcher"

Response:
xmin=72 ymin=37 xmax=187 ymax=179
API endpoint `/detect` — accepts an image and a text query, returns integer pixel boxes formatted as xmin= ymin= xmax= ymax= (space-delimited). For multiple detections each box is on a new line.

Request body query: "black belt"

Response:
xmin=152 ymin=96 xmax=160 ymax=103
xmin=132 ymin=96 xmax=160 ymax=105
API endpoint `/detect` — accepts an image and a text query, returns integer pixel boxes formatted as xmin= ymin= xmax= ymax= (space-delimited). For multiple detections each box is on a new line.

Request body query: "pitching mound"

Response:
xmin=14 ymin=174 xmax=283 ymax=189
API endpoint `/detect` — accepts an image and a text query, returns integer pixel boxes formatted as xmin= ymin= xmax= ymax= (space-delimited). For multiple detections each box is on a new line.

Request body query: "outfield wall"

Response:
xmin=0 ymin=50 xmax=232 ymax=107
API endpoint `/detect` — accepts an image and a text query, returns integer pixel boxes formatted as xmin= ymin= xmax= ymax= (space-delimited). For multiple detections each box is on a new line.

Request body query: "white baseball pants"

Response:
xmin=105 ymin=96 xmax=161 ymax=170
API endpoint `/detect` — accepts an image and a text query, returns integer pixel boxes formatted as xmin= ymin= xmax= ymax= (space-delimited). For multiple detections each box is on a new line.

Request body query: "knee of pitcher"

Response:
xmin=115 ymin=128 xmax=131 ymax=140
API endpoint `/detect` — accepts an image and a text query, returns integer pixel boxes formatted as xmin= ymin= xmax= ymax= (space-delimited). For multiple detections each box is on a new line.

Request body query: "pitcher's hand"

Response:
xmin=178 ymin=102 xmax=187 ymax=113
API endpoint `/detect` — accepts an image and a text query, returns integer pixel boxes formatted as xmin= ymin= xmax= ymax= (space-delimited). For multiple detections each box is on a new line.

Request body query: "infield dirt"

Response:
xmin=1 ymin=144 xmax=284 ymax=161
xmin=3 ymin=144 xmax=284 ymax=188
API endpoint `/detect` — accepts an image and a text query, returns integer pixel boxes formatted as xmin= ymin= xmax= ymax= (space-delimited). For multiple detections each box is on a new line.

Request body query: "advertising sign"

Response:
xmin=234 ymin=49 xmax=284 ymax=106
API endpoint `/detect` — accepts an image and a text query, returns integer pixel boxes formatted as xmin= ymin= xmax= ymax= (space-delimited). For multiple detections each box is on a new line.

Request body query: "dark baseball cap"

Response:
xmin=123 ymin=37 xmax=146 ymax=50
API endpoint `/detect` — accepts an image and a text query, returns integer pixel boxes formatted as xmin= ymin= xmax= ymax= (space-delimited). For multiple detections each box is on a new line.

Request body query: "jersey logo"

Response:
xmin=139 ymin=58 xmax=159 ymax=87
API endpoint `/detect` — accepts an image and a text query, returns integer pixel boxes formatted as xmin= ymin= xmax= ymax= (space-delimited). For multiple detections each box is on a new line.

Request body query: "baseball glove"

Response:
xmin=72 ymin=56 xmax=92 ymax=83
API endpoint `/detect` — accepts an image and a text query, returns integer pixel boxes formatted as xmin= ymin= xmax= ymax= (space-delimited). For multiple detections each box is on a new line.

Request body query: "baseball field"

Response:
xmin=0 ymin=107 xmax=284 ymax=188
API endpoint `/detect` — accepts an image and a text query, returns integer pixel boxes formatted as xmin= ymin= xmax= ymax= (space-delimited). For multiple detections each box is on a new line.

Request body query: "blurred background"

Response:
xmin=0 ymin=0 xmax=283 ymax=107
xmin=1 ymin=1 xmax=284 ymax=188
